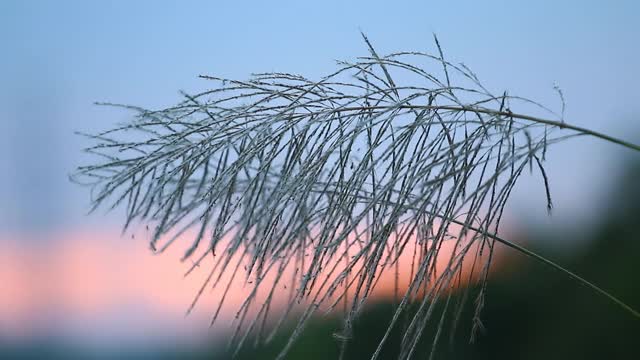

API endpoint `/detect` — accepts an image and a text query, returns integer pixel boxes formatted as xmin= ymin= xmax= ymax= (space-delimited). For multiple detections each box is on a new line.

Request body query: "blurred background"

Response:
xmin=1 ymin=1 xmax=638 ymax=358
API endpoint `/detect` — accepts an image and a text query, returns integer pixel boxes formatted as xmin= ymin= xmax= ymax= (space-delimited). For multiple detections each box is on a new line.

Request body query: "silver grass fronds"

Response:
xmin=72 ymin=34 xmax=640 ymax=359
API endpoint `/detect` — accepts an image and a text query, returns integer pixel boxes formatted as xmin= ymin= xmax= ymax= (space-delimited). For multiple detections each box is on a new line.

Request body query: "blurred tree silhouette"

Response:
xmin=223 ymin=159 xmax=640 ymax=359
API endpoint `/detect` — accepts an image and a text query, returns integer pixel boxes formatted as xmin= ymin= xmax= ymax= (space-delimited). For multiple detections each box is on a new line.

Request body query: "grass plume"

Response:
xmin=72 ymin=33 xmax=640 ymax=359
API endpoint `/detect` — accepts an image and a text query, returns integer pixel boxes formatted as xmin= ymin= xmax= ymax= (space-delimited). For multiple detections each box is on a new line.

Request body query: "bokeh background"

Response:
xmin=1 ymin=1 xmax=639 ymax=358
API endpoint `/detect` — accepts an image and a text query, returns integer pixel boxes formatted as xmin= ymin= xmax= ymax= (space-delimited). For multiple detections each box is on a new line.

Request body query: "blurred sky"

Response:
xmin=1 ymin=0 xmax=639 ymax=235
xmin=0 ymin=0 xmax=639 ymax=352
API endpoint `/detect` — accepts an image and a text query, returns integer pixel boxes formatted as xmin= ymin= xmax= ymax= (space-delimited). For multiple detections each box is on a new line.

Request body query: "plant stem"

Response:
xmin=328 ymin=105 xmax=640 ymax=152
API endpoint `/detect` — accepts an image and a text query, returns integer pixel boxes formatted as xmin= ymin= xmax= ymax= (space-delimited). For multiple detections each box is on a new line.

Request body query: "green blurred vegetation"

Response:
xmin=225 ymin=160 xmax=640 ymax=359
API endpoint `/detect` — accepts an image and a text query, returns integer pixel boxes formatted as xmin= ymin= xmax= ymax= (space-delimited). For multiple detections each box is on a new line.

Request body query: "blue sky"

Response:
xmin=1 ymin=0 xmax=639 ymax=236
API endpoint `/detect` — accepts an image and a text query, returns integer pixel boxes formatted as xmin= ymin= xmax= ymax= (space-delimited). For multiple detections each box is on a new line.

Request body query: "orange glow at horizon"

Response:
xmin=0 ymin=225 xmax=518 ymax=345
